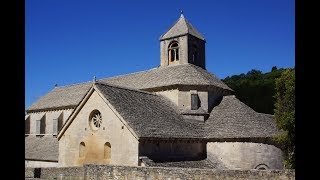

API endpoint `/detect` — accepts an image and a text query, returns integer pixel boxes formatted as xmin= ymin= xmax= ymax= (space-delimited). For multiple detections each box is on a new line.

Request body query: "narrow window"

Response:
xmin=168 ymin=42 xmax=179 ymax=62
xmin=176 ymin=48 xmax=179 ymax=60
xmin=79 ymin=142 xmax=86 ymax=158
xmin=53 ymin=119 xmax=58 ymax=135
xmin=191 ymin=94 xmax=200 ymax=110
xmin=192 ymin=45 xmax=198 ymax=64
xmin=170 ymin=49 xmax=175 ymax=61
xmin=36 ymin=120 xmax=41 ymax=134
xmin=58 ymin=116 xmax=63 ymax=131
xmin=40 ymin=116 xmax=46 ymax=134
xmin=25 ymin=117 xmax=30 ymax=134
xmin=104 ymin=142 xmax=111 ymax=159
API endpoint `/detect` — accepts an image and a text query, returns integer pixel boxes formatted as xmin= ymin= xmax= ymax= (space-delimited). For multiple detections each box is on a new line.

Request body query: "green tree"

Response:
xmin=273 ymin=68 xmax=295 ymax=169
xmin=223 ymin=68 xmax=286 ymax=114
xmin=271 ymin=66 xmax=278 ymax=71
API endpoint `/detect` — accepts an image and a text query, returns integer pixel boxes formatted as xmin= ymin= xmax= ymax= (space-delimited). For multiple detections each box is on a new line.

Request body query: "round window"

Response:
xmin=89 ymin=110 xmax=102 ymax=131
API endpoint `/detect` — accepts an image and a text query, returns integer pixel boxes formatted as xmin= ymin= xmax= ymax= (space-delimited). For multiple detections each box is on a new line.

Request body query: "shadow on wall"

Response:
xmin=206 ymin=152 xmax=227 ymax=169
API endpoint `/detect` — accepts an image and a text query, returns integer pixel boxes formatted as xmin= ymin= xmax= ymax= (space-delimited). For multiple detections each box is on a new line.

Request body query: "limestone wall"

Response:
xmin=59 ymin=90 xmax=139 ymax=167
xmin=25 ymin=165 xmax=295 ymax=180
xmin=155 ymin=89 xmax=179 ymax=105
xmin=207 ymin=142 xmax=283 ymax=170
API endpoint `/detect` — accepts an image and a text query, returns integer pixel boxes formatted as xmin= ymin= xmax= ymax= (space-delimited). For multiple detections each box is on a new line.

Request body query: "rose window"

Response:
xmin=89 ymin=110 xmax=102 ymax=131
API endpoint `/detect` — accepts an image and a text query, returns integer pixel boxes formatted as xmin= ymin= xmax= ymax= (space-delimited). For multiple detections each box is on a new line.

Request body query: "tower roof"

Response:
xmin=160 ymin=14 xmax=205 ymax=41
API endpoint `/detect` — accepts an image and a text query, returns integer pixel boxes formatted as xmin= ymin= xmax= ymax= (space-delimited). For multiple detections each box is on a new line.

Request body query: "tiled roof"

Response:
xmin=25 ymin=136 xmax=58 ymax=161
xmin=27 ymin=82 xmax=92 ymax=112
xmin=160 ymin=14 xmax=205 ymax=40
xmin=204 ymin=95 xmax=278 ymax=139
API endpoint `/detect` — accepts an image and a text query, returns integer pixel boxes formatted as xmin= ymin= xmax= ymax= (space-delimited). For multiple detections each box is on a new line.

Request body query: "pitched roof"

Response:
xmin=160 ymin=14 xmax=205 ymax=40
xmin=25 ymin=136 xmax=58 ymax=161
xmin=27 ymin=82 xmax=92 ymax=112
xmin=204 ymin=95 xmax=278 ymax=139
xmin=27 ymin=64 xmax=232 ymax=112
xmin=95 ymin=82 xmax=204 ymax=139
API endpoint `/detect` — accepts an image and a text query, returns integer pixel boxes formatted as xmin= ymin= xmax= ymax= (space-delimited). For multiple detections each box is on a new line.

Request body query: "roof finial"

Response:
xmin=180 ymin=10 xmax=184 ymax=18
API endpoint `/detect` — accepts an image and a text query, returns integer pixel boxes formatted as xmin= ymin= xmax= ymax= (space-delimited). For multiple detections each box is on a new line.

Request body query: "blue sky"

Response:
xmin=25 ymin=0 xmax=295 ymax=109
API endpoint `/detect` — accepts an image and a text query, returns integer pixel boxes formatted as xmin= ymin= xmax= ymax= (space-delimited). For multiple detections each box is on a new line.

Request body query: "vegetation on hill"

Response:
xmin=222 ymin=66 xmax=287 ymax=114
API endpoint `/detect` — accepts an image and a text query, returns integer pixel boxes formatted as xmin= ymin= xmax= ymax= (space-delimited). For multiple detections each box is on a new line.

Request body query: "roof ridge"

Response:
xmin=101 ymin=67 xmax=159 ymax=80
xmin=54 ymin=64 xmax=206 ymax=89
xmin=159 ymin=16 xmax=184 ymax=40
xmin=52 ymin=80 xmax=92 ymax=89
xmin=184 ymin=18 xmax=205 ymax=40
xmin=95 ymin=81 xmax=157 ymax=96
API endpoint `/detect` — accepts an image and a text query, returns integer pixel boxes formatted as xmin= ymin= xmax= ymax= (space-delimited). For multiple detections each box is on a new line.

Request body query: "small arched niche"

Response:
xmin=104 ymin=142 xmax=111 ymax=160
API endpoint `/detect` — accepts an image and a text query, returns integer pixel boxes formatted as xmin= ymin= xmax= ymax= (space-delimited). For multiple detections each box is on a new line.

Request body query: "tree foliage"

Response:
xmin=274 ymin=68 xmax=295 ymax=168
xmin=222 ymin=67 xmax=286 ymax=114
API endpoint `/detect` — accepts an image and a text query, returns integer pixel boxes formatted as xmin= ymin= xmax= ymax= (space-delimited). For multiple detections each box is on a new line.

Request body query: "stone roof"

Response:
xmin=204 ymin=95 xmax=278 ymax=139
xmin=95 ymin=82 xmax=204 ymax=139
xmin=25 ymin=136 xmax=58 ymax=161
xmin=102 ymin=64 xmax=232 ymax=91
xmin=160 ymin=14 xmax=205 ymax=41
xmin=27 ymin=64 xmax=232 ymax=112
xmin=27 ymin=82 xmax=92 ymax=112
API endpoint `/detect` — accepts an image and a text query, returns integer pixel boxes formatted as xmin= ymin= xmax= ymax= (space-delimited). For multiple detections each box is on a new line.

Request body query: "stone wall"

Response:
xmin=25 ymin=164 xmax=295 ymax=179
xmin=207 ymin=142 xmax=283 ymax=170
xmin=155 ymin=89 xmax=179 ymax=106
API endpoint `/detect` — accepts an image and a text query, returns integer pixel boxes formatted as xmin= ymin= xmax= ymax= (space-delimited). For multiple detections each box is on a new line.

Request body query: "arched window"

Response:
xmin=79 ymin=142 xmax=86 ymax=158
xmin=104 ymin=142 xmax=111 ymax=159
xmin=168 ymin=42 xmax=179 ymax=62
xmin=192 ymin=45 xmax=198 ymax=64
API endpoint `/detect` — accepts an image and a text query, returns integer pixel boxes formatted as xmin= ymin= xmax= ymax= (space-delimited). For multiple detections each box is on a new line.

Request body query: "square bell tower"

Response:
xmin=159 ymin=13 xmax=206 ymax=69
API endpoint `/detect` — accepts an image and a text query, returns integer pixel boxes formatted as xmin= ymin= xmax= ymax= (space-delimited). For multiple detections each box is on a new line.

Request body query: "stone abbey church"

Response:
xmin=25 ymin=14 xmax=283 ymax=170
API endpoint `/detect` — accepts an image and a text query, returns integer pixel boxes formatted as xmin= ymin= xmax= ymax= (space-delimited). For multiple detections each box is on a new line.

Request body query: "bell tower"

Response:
xmin=159 ymin=13 xmax=206 ymax=69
